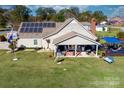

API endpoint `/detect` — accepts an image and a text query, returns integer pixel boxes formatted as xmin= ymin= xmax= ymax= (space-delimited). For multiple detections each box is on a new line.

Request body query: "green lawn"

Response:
xmin=0 ymin=50 xmax=124 ymax=88
xmin=96 ymin=28 xmax=121 ymax=37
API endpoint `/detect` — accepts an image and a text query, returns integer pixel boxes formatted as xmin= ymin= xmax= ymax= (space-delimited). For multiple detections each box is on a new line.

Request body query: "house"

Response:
xmin=17 ymin=18 xmax=100 ymax=57
xmin=96 ymin=25 xmax=108 ymax=32
xmin=109 ymin=16 xmax=124 ymax=25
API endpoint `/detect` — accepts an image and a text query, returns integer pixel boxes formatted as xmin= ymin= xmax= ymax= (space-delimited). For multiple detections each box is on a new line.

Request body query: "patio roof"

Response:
xmin=53 ymin=32 xmax=100 ymax=45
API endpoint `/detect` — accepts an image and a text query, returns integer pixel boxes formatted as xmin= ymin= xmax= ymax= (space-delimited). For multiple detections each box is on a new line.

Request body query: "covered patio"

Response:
xmin=53 ymin=32 xmax=100 ymax=57
xmin=55 ymin=45 xmax=98 ymax=57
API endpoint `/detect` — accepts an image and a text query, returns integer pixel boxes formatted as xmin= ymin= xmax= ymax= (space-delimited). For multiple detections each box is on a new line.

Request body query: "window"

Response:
xmin=34 ymin=39 xmax=38 ymax=45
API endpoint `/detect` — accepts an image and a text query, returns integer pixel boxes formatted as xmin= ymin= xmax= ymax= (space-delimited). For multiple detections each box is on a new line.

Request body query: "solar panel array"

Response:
xmin=20 ymin=22 xmax=56 ymax=33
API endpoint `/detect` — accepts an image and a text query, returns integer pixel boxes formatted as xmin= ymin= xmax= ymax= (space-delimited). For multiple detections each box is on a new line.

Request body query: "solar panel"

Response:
xmin=20 ymin=22 xmax=55 ymax=33
xmin=26 ymin=23 xmax=30 ymax=27
xmin=35 ymin=23 xmax=39 ymax=27
xmin=46 ymin=23 xmax=56 ymax=27
xmin=34 ymin=28 xmax=38 ymax=32
xmin=28 ymin=28 xmax=34 ymax=32
xmin=37 ymin=27 xmax=43 ymax=32
xmin=21 ymin=23 xmax=27 ymax=27
xmin=20 ymin=28 xmax=25 ymax=32
xmin=52 ymin=23 xmax=56 ymax=27
xmin=47 ymin=23 xmax=51 ymax=27
xmin=25 ymin=28 xmax=29 ymax=32
xmin=30 ymin=23 xmax=34 ymax=27
xmin=43 ymin=23 xmax=47 ymax=28
xmin=39 ymin=23 xmax=43 ymax=27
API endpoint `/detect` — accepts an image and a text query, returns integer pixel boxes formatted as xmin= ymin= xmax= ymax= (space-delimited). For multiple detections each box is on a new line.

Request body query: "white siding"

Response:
xmin=83 ymin=25 xmax=91 ymax=31
xmin=50 ymin=20 xmax=96 ymax=40
xmin=44 ymin=19 xmax=97 ymax=50
xmin=96 ymin=26 xmax=108 ymax=32
xmin=57 ymin=36 xmax=97 ymax=45
xmin=17 ymin=38 xmax=42 ymax=48
xmin=42 ymin=39 xmax=55 ymax=50
xmin=96 ymin=27 xmax=103 ymax=31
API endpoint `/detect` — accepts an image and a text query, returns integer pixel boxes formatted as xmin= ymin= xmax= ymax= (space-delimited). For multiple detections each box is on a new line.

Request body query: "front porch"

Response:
xmin=54 ymin=45 xmax=99 ymax=57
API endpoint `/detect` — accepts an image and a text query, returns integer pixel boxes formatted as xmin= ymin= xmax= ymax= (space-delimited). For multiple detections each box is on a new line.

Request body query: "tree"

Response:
xmin=36 ymin=7 xmax=56 ymax=21
xmin=70 ymin=7 xmax=79 ymax=16
xmin=78 ymin=11 xmax=92 ymax=22
xmin=92 ymin=11 xmax=107 ymax=23
xmin=58 ymin=8 xmax=75 ymax=19
xmin=0 ymin=14 xmax=7 ymax=28
xmin=0 ymin=8 xmax=9 ymax=28
xmin=55 ymin=14 xmax=65 ymax=22
xmin=10 ymin=5 xmax=31 ymax=23
xmin=36 ymin=7 xmax=47 ymax=21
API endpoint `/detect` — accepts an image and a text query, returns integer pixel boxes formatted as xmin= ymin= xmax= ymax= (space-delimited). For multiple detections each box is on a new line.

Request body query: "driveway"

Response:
xmin=0 ymin=42 xmax=10 ymax=50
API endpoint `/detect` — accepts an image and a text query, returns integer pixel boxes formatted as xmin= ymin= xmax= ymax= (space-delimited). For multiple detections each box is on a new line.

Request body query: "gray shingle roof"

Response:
xmin=42 ymin=18 xmax=74 ymax=38
xmin=41 ymin=22 xmax=63 ymax=38
xmin=19 ymin=33 xmax=42 ymax=38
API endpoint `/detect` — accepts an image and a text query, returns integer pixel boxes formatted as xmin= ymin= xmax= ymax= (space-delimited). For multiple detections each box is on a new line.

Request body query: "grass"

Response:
xmin=96 ymin=28 xmax=121 ymax=37
xmin=0 ymin=50 xmax=124 ymax=88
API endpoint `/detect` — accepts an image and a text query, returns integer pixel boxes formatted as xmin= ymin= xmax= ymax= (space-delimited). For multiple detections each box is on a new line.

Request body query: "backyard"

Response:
xmin=96 ymin=28 xmax=121 ymax=37
xmin=0 ymin=50 xmax=124 ymax=88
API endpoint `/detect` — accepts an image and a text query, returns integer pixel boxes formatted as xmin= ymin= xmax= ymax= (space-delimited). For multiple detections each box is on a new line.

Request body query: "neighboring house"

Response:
xmin=17 ymin=18 xmax=100 ymax=57
xmin=109 ymin=16 xmax=124 ymax=25
xmin=81 ymin=21 xmax=108 ymax=32
xmin=96 ymin=25 xmax=108 ymax=32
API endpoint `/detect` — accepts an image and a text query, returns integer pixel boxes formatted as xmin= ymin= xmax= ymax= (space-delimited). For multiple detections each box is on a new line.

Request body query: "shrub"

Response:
xmin=0 ymin=35 xmax=7 ymax=41
xmin=117 ymin=32 xmax=124 ymax=38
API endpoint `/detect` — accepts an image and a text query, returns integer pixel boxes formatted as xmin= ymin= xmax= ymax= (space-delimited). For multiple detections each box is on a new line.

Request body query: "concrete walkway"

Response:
xmin=0 ymin=42 xmax=10 ymax=50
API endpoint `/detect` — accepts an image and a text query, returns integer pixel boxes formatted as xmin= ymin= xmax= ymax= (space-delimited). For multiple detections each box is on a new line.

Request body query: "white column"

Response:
xmin=96 ymin=45 xmax=98 ymax=56
xmin=75 ymin=45 xmax=77 ymax=57
xmin=54 ymin=45 xmax=57 ymax=57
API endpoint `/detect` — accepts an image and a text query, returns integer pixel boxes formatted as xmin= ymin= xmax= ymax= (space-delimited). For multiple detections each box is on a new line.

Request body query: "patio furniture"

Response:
xmin=76 ymin=52 xmax=81 ymax=56
xmin=66 ymin=51 xmax=74 ymax=56
xmin=106 ymin=49 xmax=124 ymax=56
